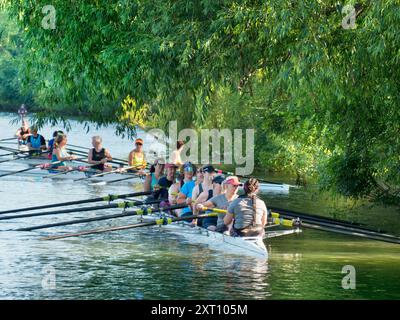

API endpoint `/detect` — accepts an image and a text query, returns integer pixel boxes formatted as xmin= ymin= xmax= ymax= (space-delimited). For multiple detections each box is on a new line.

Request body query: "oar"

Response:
xmin=12 ymin=200 xmax=166 ymax=231
xmin=203 ymin=207 xmax=297 ymax=228
xmin=105 ymin=175 xmax=140 ymax=184
xmin=0 ymin=152 xmax=17 ymax=158
xmin=66 ymin=147 xmax=129 ymax=166
xmin=0 ymin=191 xmax=152 ymax=215
xmin=0 ymin=160 xmax=64 ymax=178
xmin=202 ymin=208 xmax=400 ymax=244
xmin=2 ymin=199 xmax=161 ymax=222
xmin=0 ymin=145 xmax=28 ymax=154
xmin=270 ymin=212 xmax=400 ymax=244
xmin=0 ymin=137 xmax=17 ymax=142
xmin=41 ymin=210 xmax=217 ymax=241
xmin=41 ymin=160 xmax=100 ymax=179
xmin=214 ymin=168 xmax=284 ymax=186
xmin=269 ymin=207 xmax=370 ymax=230
xmin=73 ymin=166 xmax=140 ymax=182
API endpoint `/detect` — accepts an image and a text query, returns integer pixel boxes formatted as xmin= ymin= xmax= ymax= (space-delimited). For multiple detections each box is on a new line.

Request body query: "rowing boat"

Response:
xmin=0 ymin=166 xmax=289 ymax=191
xmin=140 ymin=214 xmax=268 ymax=259
xmin=0 ymin=167 xmax=143 ymax=183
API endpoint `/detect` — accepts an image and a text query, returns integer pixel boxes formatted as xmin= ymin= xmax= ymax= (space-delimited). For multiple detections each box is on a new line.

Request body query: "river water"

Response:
xmin=0 ymin=113 xmax=399 ymax=299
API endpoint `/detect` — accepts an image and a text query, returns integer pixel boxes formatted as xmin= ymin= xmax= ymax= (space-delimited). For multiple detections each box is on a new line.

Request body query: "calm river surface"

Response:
xmin=0 ymin=113 xmax=399 ymax=299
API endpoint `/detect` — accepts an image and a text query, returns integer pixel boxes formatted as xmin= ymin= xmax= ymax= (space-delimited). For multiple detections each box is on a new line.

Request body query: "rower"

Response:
xmin=143 ymin=158 xmax=165 ymax=192
xmin=88 ymin=136 xmax=113 ymax=172
xmin=224 ymin=178 xmax=268 ymax=237
xmin=176 ymin=162 xmax=196 ymax=218
xmin=15 ymin=120 xmax=31 ymax=146
xmin=196 ymin=176 xmax=241 ymax=232
xmin=151 ymin=163 xmax=177 ymax=203
xmin=51 ymin=134 xmax=77 ymax=171
xmin=47 ymin=130 xmax=64 ymax=159
xmin=171 ymin=140 xmax=184 ymax=166
xmin=128 ymin=138 xmax=147 ymax=171
xmin=26 ymin=127 xmax=47 ymax=156
xmin=191 ymin=165 xmax=214 ymax=226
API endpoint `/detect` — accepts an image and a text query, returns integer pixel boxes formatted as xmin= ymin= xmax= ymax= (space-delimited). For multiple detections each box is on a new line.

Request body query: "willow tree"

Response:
xmin=1 ymin=0 xmax=399 ymax=203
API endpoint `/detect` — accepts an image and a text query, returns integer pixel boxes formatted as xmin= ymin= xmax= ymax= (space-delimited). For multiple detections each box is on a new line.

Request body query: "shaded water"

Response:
xmin=0 ymin=114 xmax=399 ymax=299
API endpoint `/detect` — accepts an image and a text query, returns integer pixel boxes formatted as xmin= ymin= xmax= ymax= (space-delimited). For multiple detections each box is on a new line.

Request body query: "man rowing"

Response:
xmin=51 ymin=134 xmax=77 ymax=171
xmin=196 ymin=176 xmax=241 ymax=232
xmin=87 ymin=136 xmax=113 ymax=172
xmin=26 ymin=127 xmax=47 ymax=156
xmin=224 ymin=178 xmax=268 ymax=237
xmin=128 ymin=138 xmax=147 ymax=171
xmin=15 ymin=120 xmax=31 ymax=147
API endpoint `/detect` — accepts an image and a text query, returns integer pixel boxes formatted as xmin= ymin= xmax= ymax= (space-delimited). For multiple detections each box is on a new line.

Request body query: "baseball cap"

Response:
xmin=202 ymin=165 xmax=215 ymax=173
xmin=212 ymin=175 xmax=225 ymax=185
xmin=135 ymin=138 xmax=144 ymax=145
xmin=223 ymin=176 xmax=243 ymax=186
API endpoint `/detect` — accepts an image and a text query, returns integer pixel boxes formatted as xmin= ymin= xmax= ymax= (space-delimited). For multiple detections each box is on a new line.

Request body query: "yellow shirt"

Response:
xmin=129 ymin=151 xmax=147 ymax=169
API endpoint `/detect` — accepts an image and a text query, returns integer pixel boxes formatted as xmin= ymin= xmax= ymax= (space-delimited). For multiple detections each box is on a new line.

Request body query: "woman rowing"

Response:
xmin=224 ymin=178 xmax=268 ymax=237
xmin=176 ymin=162 xmax=196 ymax=218
xmin=128 ymin=138 xmax=147 ymax=171
xmin=15 ymin=120 xmax=31 ymax=147
xmin=196 ymin=176 xmax=241 ymax=232
xmin=47 ymin=130 xmax=64 ymax=159
xmin=51 ymin=134 xmax=77 ymax=171
xmin=143 ymin=158 xmax=165 ymax=192
xmin=151 ymin=163 xmax=178 ymax=203
xmin=191 ymin=165 xmax=216 ymax=227
xmin=87 ymin=136 xmax=113 ymax=172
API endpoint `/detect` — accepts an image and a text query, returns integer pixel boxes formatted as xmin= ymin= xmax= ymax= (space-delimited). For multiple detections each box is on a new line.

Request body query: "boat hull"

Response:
xmin=143 ymin=215 xmax=268 ymax=259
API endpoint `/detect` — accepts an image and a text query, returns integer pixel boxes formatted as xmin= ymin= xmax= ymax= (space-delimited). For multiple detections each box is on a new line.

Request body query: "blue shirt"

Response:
xmin=180 ymin=180 xmax=195 ymax=214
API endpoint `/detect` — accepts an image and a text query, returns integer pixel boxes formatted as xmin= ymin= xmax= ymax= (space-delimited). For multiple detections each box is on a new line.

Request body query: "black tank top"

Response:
xmin=20 ymin=127 xmax=30 ymax=140
xmin=199 ymin=183 xmax=213 ymax=200
xmin=91 ymin=148 xmax=106 ymax=170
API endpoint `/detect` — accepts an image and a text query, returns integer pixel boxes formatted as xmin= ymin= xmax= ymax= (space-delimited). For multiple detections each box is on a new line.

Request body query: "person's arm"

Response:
xmin=171 ymin=150 xmax=177 ymax=164
xmin=21 ymin=130 xmax=31 ymax=140
xmin=105 ymin=149 xmax=113 ymax=161
xmin=224 ymin=202 xmax=235 ymax=225
xmin=15 ymin=129 xmax=22 ymax=138
xmin=196 ymin=199 xmax=215 ymax=212
xmin=87 ymin=149 xmax=96 ymax=164
xmin=176 ymin=191 xmax=187 ymax=204
xmin=143 ymin=174 xmax=152 ymax=192
xmin=54 ymin=148 xmax=74 ymax=162
xmin=168 ymin=183 xmax=180 ymax=205
xmin=261 ymin=203 xmax=268 ymax=227
xmin=191 ymin=185 xmax=199 ymax=202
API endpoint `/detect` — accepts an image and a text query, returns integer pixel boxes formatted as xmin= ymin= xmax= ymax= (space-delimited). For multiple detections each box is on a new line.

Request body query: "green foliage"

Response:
xmin=0 ymin=10 xmax=31 ymax=109
xmin=0 ymin=0 xmax=399 ymax=203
